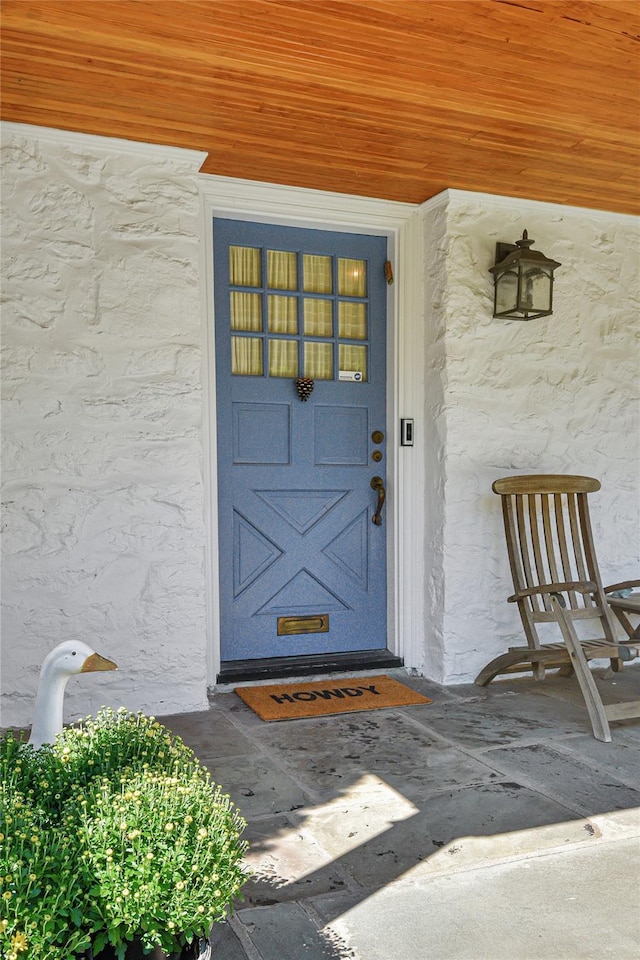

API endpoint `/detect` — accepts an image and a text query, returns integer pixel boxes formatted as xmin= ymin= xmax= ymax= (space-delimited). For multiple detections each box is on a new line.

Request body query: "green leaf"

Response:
xmin=93 ymin=931 xmax=108 ymax=953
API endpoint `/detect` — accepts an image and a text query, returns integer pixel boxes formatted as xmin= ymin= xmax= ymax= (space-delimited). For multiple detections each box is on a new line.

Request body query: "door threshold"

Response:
xmin=217 ymin=649 xmax=403 ymax=684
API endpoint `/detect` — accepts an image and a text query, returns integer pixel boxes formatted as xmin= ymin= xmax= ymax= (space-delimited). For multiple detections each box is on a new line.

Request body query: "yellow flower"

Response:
xmin=11 ymin=932 xmax=28 ymax=953
xmin=164 ymin=822 xmax=174 ymax=832
xmin=2 ymin=891 xmax=12 ymax=900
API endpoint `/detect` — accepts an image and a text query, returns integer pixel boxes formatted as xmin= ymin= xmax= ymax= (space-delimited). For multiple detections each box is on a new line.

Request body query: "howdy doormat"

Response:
xmin=235 ymin=675 xmax=432 ymax=721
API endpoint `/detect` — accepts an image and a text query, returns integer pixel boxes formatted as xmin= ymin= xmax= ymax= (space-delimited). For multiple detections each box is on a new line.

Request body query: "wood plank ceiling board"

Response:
xmin=1 ymin=0 xmax=639 ymax=214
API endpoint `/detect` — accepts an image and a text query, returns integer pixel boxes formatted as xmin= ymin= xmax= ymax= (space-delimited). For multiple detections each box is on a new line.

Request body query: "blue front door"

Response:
xmin=214 ymin=218 xmax=388 ymax=663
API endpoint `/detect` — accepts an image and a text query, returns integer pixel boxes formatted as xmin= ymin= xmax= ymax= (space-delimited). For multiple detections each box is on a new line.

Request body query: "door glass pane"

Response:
xmin=230 ymin=246 xmax=261 ymax=287
xmin=268 ymin=296 xmax=298 ymax=334
xmin=304 ymin=342 xmax=333 ymax=379
xmin=269 ymin=339 xmax=298 ymax=377
xmin=232 ymin=336 xmax=263 ymax=376
xmin=267 ymin=250 xmax=297 ymax=290
xmin=304 ymin=299 xmax=333 ymax=337
xmin=339 ymin=344 xmax=367 ymax=381
xmin=338 ymin=258 xmax=366 ymax=297
xmin=338 ymin=302 xmax=367 ymax=340
xmin=303 ymin=255 xmax=332 ymax=293
xmin=231 ymin=292 xmax=262 ymax=331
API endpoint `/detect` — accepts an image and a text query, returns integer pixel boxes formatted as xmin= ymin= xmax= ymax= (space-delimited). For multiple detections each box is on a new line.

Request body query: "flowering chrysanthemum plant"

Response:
xmin=82 ymin=771 xmax=247 ymax=955
xmin=1 ymin=734 xmax=93 ymax=960
xmin=1 ymin=709 xmax=248 ymax=960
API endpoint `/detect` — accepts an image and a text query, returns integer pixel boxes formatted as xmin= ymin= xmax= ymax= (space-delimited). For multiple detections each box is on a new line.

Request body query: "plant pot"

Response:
xmin=83 ymin=936 xmax=211 ymax=960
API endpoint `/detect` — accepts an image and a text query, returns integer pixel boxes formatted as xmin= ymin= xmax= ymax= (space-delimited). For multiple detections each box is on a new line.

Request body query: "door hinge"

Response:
xmin=384 ymin=260 xmax=394 ymax=284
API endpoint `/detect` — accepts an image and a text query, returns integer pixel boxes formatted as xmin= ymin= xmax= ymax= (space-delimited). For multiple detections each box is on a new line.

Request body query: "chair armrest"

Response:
xmin=604 ymin=580 xmax=640 ymax=594
xmin=507 ymin=581 xmax=597 ymax=603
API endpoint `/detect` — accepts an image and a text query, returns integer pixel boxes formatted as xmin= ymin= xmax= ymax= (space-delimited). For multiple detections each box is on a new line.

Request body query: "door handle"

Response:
xmin=370 ymin=476 xmax=386 ymax=526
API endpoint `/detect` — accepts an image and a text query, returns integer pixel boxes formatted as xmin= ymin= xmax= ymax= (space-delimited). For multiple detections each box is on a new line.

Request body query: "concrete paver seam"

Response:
xmin=227 ymin=913 xmax=265 ymax=960
xmin=396 ymin=705 xmax=574 ymax=757
xmin=546 ymin=738 xmax=640 ymax=791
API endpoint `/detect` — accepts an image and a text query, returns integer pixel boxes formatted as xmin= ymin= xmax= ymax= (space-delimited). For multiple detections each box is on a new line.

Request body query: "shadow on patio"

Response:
xmin=160 ymin=665 xmax=640 ymax=960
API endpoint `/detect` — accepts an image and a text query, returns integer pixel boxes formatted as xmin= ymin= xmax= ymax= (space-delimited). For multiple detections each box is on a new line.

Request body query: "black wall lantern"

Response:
xmin=489 ymin=229 xmax=561 ymax=320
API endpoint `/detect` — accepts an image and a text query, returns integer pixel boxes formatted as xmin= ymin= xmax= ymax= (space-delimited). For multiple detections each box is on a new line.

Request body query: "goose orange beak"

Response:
xmin=81 ymin=652 xmax=118 ymax=672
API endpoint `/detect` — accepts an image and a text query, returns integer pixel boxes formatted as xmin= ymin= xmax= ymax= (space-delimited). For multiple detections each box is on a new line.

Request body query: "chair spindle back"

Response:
xmin=493 ymin=475 xmax=616 ymax=647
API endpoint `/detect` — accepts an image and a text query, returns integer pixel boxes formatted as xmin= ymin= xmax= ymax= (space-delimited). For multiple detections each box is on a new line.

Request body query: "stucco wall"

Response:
xmin=2 ymin=124 xmax=638 ymax=728
xmin=1 ymin=126 xmax=209 ymax=726
xmin=423 ymin=194 xmax=640 ymax=683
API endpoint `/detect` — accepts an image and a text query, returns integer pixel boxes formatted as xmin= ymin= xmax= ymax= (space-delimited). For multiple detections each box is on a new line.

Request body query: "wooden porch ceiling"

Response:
xmin=1 ymin=0 xmax=639 ymax=214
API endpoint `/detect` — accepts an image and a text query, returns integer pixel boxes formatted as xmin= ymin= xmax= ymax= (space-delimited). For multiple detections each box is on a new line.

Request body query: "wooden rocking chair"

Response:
xmin=476 ymin=474 xmax=640 ymax=741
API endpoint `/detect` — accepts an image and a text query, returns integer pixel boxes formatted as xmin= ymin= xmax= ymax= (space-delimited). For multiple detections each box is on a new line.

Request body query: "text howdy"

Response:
xmin=270 ymin=684 xmax=381 ymax=705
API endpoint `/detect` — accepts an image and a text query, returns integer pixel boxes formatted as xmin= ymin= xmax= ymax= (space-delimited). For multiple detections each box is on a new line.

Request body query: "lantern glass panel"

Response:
xmin=518 ymin=266 xmax=552 ymax=315
xmin=496 ymin=269 xmax=518 ymax=316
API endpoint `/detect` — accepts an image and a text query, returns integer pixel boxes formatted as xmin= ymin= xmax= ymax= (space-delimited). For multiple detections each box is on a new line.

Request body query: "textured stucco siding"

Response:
xmin=1 ymin=124 xmax=638 ymax=726
xmin=1 ymin=129 xmax=209 ymax=726
xmin=423 ymin=196 xmax=640 ymax=683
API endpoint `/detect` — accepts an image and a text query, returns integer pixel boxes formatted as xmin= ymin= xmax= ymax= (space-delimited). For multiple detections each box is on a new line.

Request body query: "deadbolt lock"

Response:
xmin=372 ymin=450 xmax=383 ymax=462
xmin=371 ymin=430 xmax=384 ymax=444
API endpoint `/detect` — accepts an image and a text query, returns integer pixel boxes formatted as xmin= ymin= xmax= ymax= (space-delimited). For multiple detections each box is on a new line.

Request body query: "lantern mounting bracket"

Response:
xmin=495 ymin=241 xmax=518 ymax=264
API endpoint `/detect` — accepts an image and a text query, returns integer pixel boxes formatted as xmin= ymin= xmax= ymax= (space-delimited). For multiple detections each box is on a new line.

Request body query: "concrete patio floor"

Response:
xmin=160 ymin=665 xmax=640 ymax=960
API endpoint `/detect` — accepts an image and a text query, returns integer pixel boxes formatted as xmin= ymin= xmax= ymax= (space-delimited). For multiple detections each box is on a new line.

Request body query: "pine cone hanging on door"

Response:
xmin=295 ymin=378 xmax=314 ymax=401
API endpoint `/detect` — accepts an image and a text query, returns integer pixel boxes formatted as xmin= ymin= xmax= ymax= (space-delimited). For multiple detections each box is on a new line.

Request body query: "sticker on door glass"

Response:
xmin=339 ymin=371 xmax=363 ymax=381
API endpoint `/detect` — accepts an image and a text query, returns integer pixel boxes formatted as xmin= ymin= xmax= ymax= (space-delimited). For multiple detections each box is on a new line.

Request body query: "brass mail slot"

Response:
xmin=277 ymin=614 xmax=329 ymax=636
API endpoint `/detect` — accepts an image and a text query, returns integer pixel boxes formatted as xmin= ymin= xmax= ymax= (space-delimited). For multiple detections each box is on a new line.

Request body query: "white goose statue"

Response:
xmin=29 ymin=640 xmax=118 ymax=748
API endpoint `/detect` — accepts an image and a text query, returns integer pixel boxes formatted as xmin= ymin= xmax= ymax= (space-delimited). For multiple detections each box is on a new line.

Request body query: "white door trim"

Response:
xmin=198 ymin=175 xmax=424 ymax=683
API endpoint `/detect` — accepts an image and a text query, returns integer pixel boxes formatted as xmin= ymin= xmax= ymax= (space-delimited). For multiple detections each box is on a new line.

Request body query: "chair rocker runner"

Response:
xmin=476 ymin=474 xmax=640 ymax=742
